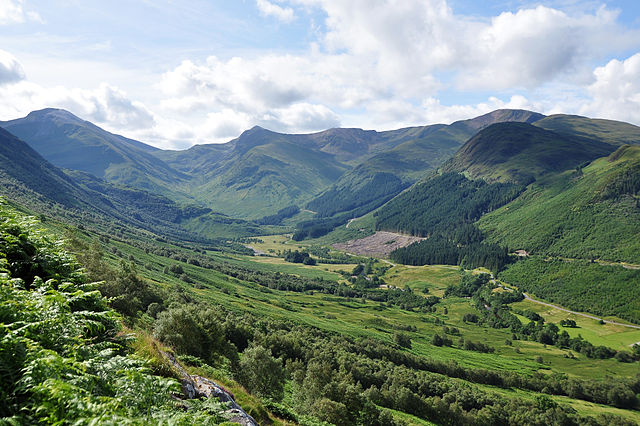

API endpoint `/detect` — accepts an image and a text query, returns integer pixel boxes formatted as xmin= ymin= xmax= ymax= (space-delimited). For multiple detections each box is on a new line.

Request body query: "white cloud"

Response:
xmin=0 ymin=80 xmax=155 ymax=135
xmin=463 ymin=5 xmax=632 ymax=89
xmin=1 ymin=2 xmax=640 ymax=149
xmin=0 ymin=0 xmax=41 ymax=24
xmin=0 ymin=49 xmax=25 ymax=84
xmin=200 ymin=109 xmax=253 ymax=141
xmin=579 ymin=53 xmax=640 ymax=123
xmin=300 ymin=1 xmax=638 ymax=92
xmin=262 ymin=102 xmax=340 ymax=132
xmin=256 ymin=0 xmax=295 ymax=23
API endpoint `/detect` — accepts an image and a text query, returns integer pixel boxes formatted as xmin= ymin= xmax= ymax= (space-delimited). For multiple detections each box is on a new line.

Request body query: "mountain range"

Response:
xmin=0 ymin=107 xmax=547 ymax=220
xmin=1 ymin=106 xmax=639 ymax=248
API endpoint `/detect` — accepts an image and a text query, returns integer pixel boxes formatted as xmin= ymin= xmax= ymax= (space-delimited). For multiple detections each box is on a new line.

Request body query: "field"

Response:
xmin=510 ymin=298 xmax=640 ymax=350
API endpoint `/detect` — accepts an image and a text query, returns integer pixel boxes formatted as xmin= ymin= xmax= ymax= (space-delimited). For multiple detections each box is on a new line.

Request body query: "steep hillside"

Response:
xmin=358 ymin=120 xmax=627 ymax=272
xmin=0 ymin=127 xmax=108 ymax=213
xmin=0 ymin=127 xmax=262 ymax=241
xmin=535 ymin=114 xmax=640 ymax=146
xmin=442 ymin=122 xmax=616 ymax=184
xmin=0 ymin=109 xmax=189 ymax=199
xmin=479 ymin=145 xmax=640 ymax=263
xmin=307 ymin=109 xmax=545 ymax=218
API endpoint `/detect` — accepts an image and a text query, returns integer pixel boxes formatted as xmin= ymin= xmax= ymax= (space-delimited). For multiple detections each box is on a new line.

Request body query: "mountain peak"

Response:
xmin=458 ymin=109 xmax=546 ymax=132
xmin=25 ymin=108 xmax=86 ymax=124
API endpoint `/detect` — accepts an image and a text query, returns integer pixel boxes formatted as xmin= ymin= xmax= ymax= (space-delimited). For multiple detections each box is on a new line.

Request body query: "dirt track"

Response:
xmin=332 ymin=231 xmax=424 ymax=258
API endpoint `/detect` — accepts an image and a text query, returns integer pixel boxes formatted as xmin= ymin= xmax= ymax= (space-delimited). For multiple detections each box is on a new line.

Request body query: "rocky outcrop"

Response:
xmin=161 ymin=351 xmax=258 ymax=426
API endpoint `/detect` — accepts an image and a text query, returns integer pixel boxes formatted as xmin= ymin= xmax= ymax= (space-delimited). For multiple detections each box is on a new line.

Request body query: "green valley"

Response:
xmin=1 ymin=107 xmax=640 ymax=425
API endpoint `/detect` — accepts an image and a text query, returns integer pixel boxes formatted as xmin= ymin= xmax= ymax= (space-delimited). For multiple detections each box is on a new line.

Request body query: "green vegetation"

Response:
xmin=307 ymin=172 xmax=406 ymax=218
xmin=256 ymin=205 xmax=300 ymax=225
xmin=284 ymin=249 xmax=317 ymax=265
xmin=3 ymin=106 xmax=640 ymax=425
xmin=534 ymin=114 xmax=640 ymax=146
xmin=375 ymin=172 xmax=523 ymax=238
xmin=500 ymin=257 xmax=640 ymax=323
xmin=442 ymin=122 xmax=615 ymax=184
xmin=479 ymin=145 xmax=640 ymax=263
xmin=374 ymin=172 xmax=520 ymax=271
xmin=0 ymin=201 xmax=231 ymax=424
xmin=1 ymin=108 xmax=187 ymax=199
xmin=446 ymin=272 xmax=638 ymax=362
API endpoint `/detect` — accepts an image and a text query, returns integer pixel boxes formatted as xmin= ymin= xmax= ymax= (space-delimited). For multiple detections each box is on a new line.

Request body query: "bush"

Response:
xmin=394 ymin=332 xmax=412 ymax=348
xmin=154 ymin=305 xmax=229 ymax=364
xmin=237 ymin=345 xmax=285 ymax=401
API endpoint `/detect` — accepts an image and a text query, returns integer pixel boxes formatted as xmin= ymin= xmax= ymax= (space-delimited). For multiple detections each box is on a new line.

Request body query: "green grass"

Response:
xmin=511 ymin=299 xmax=640 ymax=351
xmin=499 ymin=257 xmax=640 ymax=324
xmin=479 ymin=146 xmax=640 ymax=263
xmin=482 ymin=384 xmax=640 ymax=424
xmin=308 ymin=212 xmax=377 ymax=245
xmin=109 ymin=237 xmax=638 ymax=381
xmin=50 ymin=218 xmax=640 ymax=423
xmin=59 ymin=223 xmax=640 ymax=388
xmin=535 ymin=114 xmax=640 ymax=146
xmin=443 ymin=122 xmax=615 ymax=184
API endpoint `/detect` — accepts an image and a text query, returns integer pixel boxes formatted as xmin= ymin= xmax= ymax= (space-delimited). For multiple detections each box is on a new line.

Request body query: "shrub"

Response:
xmin=237 ymin=345 xmax=285 ymax=401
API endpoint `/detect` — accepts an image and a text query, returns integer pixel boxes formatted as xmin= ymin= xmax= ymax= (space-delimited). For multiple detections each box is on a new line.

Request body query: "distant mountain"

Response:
xmin=155 ymin=124 xmax=464 ymax=218
xmin=534 ymin=114 xmax=640 ymax=146
xmin=307 ymin=109 xmax=545 ymax=218
xmin=0 ymin=108 xmax=189 ymax=199
xmin=0 ymin=126 xmax=90 ymax=210
xmin=7 ymin=107 xmax=636 ymax=223
xmin=442 ymin=122 xmax=616 ymax=184
xmin=155 ymin=126 xmax=350 ymax=218
xmin=0 ymin=127 xmax=263 ymax=241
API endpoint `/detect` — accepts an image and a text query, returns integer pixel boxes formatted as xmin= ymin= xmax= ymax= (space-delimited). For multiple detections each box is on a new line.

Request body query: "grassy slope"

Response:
xmin=0 ymin=128 xmax=279 ymax=242
xmin=96 ymin=229 xmax=639 ymax=379
xmin=21 ymin=202 xmax=633 ymax=423
xmin=0 ymin=108 xmax=188 ymax=200
xmin=478 ymin=146 xmax=640 ymax=263
xmin=499 ymin=257 xmax=640 ymax=323
xmin=442 ymin=122 xmax=616 ymax=184
xmin=193 ymin=140 xmax=348 ymax=218
xmin=534 ymin=114 xmax=640 ymax=146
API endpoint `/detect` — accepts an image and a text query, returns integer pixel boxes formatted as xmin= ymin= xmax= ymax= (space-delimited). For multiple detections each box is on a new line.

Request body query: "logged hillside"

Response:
xmin=442 ymin=122 xmax=616 ymax=184
xmin=479 ymin=145 xmax=640 ymax=263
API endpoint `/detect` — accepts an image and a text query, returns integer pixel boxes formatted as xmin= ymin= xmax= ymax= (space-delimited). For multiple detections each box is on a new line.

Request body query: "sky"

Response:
xmin=0 ymin=0 xmax=639 ymax=149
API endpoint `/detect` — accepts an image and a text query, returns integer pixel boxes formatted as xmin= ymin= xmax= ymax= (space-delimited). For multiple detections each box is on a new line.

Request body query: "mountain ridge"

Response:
xmin=3 ymin=107 xmax=637 ymax=219
xmin=442 ymin=122 xmax=617 ymax=184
